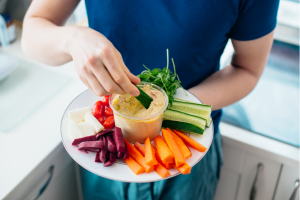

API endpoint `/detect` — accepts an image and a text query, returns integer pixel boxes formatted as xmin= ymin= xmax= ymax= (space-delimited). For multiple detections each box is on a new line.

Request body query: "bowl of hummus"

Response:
xmin=109 ymin=82 xmax=168 ymax=143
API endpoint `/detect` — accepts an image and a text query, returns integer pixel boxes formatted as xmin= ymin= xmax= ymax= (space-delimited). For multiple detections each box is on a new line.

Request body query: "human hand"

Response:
xmin=66 ymin=26 xmax=140 ymax=96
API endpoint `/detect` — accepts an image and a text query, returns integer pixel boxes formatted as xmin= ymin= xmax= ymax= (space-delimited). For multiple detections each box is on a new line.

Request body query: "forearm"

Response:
xmin=22 ymin=17 xmax=74 ymax=66
xmin=188 ymin=64 xmax=260 ymax=110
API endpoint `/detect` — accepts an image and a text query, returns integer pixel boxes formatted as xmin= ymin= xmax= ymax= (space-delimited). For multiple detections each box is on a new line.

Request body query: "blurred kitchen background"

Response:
xmin=0 ymin=1 xmax=299 ymax=200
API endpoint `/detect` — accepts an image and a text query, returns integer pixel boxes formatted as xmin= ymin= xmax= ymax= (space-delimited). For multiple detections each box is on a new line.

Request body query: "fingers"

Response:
xmin=92 ymin=62 xmax=126 ymax=95
xmin=85 ymin=74 xmax=108 ymax=96
xmin=78 ymin=75 xmax=96 ymax=95
xmin=101 ymin=48 xmax=140 ymax=96
xmin=115 ymin=50 xmax=141 ymax=85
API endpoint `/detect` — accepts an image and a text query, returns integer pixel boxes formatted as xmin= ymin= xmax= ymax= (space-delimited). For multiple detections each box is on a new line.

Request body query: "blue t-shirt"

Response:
xmin=85 ymin=0 xmax=279 ymax=134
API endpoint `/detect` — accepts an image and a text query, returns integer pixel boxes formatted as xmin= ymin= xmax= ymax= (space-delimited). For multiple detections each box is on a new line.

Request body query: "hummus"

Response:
xmin=110 ymin=84 xmax=167 ymax=143
xmin=112 ymin=85 xmax=165 ymax=117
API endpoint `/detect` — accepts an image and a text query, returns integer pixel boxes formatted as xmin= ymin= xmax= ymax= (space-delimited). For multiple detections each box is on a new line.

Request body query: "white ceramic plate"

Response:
xmin=61 ymin=88 xmax=213 ymax=183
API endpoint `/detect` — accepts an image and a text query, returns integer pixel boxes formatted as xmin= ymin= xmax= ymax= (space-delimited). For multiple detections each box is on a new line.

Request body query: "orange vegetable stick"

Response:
xmin=155 ymin=151 xmax=173 ymax=169
xmin=134 ymin=142 xmax=146 ymax=156
xmin=173 ymin=130 xmax=207 ymax=152
xmin=162 ymin=129 xmax=185 ymax=167
xmin=124 ymin=156 xmax=145 ymax=175
xmin=167 ymin=128 xmax=191 ymax=159
xmin=174 ymin=162 xmax=191 ymax=174
xmin=145 ymin=137 xmax=158 ymax=166
xmin=153 ymin=135 xmax=174 ymax=163
xmin=155 ymin=163 xmax=171 ymax=178
xmin=124 ymin=140 xmax=154 ymax=173
xmin=134 ymin=141 xmax=170 ymax=178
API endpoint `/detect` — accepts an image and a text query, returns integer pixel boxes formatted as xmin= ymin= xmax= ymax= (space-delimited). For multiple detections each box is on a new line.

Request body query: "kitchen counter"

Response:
xmin=0 ymin=27 xmax=298 ymax=200
xmin=0 ymin=27 xmax=87 ymax=199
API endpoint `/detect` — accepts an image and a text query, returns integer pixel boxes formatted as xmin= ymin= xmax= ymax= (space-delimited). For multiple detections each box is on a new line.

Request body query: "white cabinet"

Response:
xmin=214 ymin=143 xmax=244 ymax=200
xmin=214 ymin=167 xmax=240 ymax=200
xmin=274 ymin=164 xmax=299 ymax=200
xmin=214 ymin=123 xmax=299 ymax=200
xmin=4 ymin=143 xmax=79 ymax=200
xmin=236 ymin=153 xmax=281 ymax=200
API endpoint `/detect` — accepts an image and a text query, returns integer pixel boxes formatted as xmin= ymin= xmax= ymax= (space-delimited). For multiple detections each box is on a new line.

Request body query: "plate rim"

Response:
xmin=60 ymin=89 xmax=214 ymax=183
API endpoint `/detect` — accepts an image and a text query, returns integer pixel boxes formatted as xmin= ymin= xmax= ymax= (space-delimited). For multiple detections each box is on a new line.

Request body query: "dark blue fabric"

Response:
xmin=85 ymin=0 xmax=279 ymax=135
xmin=83 ymin=0 xmax=279 ymax=199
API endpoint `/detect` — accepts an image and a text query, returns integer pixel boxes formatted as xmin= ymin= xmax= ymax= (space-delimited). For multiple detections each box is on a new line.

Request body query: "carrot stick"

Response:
xmin=134 ymin=142 xmax=145 ymax=156
xmin=155 ymin=163 xmax=171 ymax=178
xmin=174 ymin=162 xmax=191 ymax=174
xmin=124 ymin=156 xmax=145 ymax=175
xmin=173 ymin=130 xmax=207 ymax=152
xmin=124 ymin=140 xmax=154 ymax=173
xmin=153 ymin=135 xmax=174 ymax=164
xmin=167 ymin=128 xmax=191 ymax=159
xmin=145 ymin=137 xmax=158 ymax=166
xmin=162 ymin=129 xmax=185 ymax=167
xmin=134 ymin=141 xmax=170 ymax=178
xmin=155 ymin=150 xmax=173 ymax=169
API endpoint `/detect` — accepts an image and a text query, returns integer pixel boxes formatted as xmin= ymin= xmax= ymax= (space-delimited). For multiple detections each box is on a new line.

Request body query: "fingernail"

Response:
xmin=132 ymin=91 xmax=139 ymax=97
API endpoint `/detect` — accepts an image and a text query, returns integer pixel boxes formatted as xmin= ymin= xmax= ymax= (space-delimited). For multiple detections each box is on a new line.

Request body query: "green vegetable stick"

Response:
xmin=135 ymin=86 xmax=153 ymax=109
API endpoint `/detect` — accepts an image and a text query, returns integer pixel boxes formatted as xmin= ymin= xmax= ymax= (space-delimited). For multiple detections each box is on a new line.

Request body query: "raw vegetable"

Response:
xmin=173 ymin=130 xmax=207 ymax=152
xmin=117 ymin=151 xmax=124 ymax=158
xmin=174 ymin=162 xmax=191 ymax=174
xmin=133 ymin=141 xmax=170 ymax=178
xmin=124 ymin=157 xmax=145 ymax=175
xmin=167 ymin=128 xmax=191 ymax=159
xmin=95 ymin=151 xmax=101 ymax=163
xmin=153 ymin=135 xmax=174 ymax=164
xmin=96 ymin=115 xmax=105 ymax=124
xmin=104 ymin=152 xmax=116 ymax=167
xmin=84 ymin=112 xmax=104 ymax=133
xmin=92 ymin=101 xmax=105 ymax=119
xmin=102 ymin=95 xmax=110 ymax=107
xmin=155 ymin=150 xmax=173 ymax=169
xmin=103 ymin=116 xmax=115 ymax=129
xmin=106 ymin=135 xmax=117 ymax=153
xmin=96 ymin=129 xmax=114 ymax=139
xmin=104 ymin=107 xmax=114 ymax=117
xmin=134 ymin=142 xmax=146 ymax=156
xmin=98 ymin=136 xmax=104 ymax=149
xmin=135 ymin=86 xmax=153 ymax=109
xmin=72 ymin=135 xmax=97 ymax=146
xmin=124 ymin=140 xmax=154 ymax=173
xmin=162 ymin=120 xmax=204 ymax=135
xmin=112 ymin=127 xmax=126 ymax=152
xmin=162 ymin=129 xmax=185 ymax=167
xmin=138 ymin=49 xmax=184 ymax=106
xmin=71 ymin=119 xmax=127 ymax=168
xmin=68 ymin=106 xmax=91 ymax=122
xmin=123 ymin=143 xmax=129 ymax=159
xmin=99 ymin=137 xmax=107 ymax=162
xmin=68 ymin=121 xmax=84 ymax=139
xmin=163 ymin=109 xmax=206 ymax=130
xmin=174 ymin=98 xmax=193 ymax=103
xmin=168 ymin=100 xmax=212 ymax=127
xmin=155 ymin=163 xmax=171 ymax=178
xmin=78 ymin=141 xmax=102 ymax=151
xmin=172 ymin=99 xmax=212 ymax=116
xmin=144 ymin=137 xmax=158 ymax=166
xmin=137 ymin=143 xmax=172 ymax=169
xmin=77 ymin=122 xmax=95 ymax=136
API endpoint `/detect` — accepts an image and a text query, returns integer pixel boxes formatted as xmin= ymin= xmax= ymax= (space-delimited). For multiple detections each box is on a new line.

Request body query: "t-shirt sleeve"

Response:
xmin=228 ymin=0 xmax=280 ymax=41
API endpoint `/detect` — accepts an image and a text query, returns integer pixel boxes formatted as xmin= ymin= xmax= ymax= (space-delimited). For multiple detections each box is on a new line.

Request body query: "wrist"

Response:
xmin=61 ymin=26 xmax=82 ymax=58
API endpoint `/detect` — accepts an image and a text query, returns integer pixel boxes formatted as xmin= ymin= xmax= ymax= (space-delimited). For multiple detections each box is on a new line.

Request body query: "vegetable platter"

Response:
xmin=60 ymin=88 xmax=214 ymax=183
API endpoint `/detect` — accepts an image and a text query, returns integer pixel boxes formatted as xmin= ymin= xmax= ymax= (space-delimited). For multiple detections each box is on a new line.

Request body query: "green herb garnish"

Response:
xmin=138 ymin=49 xmax=186 ymax=106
